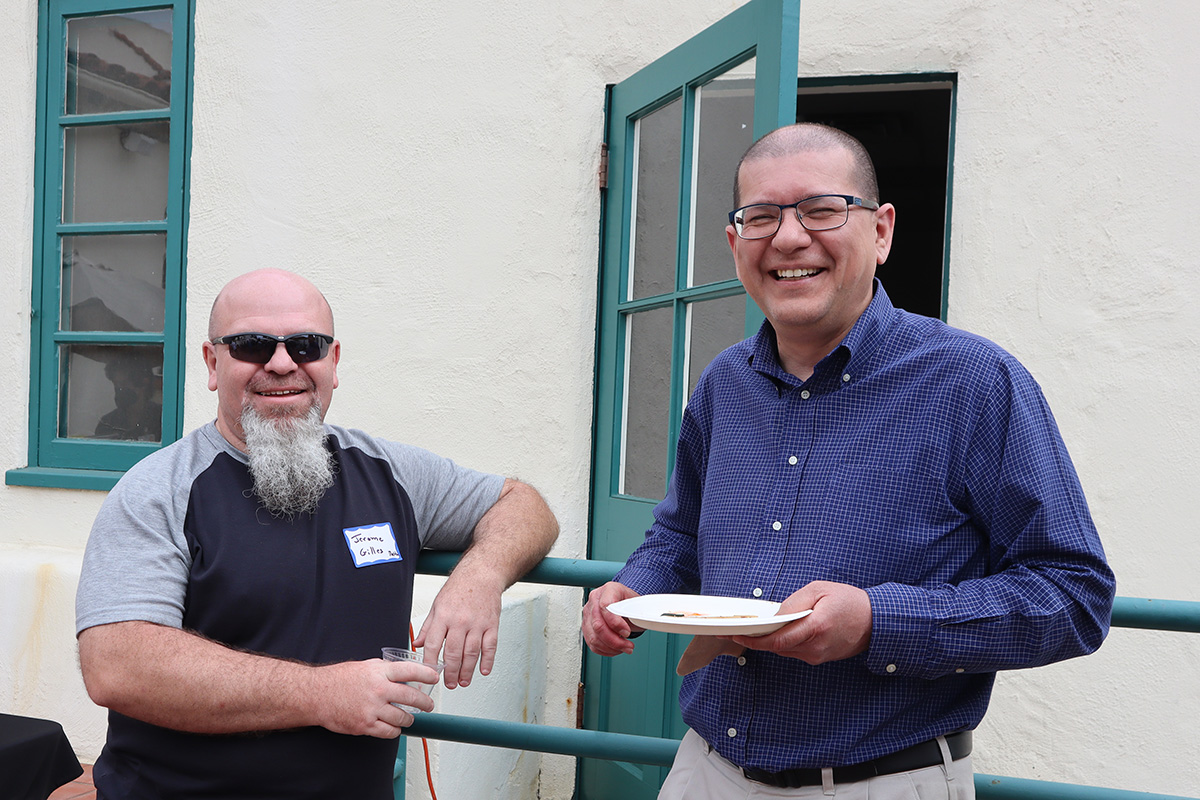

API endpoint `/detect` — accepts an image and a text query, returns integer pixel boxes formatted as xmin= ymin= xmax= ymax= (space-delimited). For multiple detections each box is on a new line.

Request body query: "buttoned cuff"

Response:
xmin=865 ymin=582 xmax=937 ymax=678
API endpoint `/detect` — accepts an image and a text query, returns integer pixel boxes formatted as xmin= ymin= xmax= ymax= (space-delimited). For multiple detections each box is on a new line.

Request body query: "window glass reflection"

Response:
xmin=622 ymin=306 xmax=673 ymax=498
xmin=63 ymin=122 xmax=171 ymax=223
xmin=691 ymin=59 xmax=756 ymax=287
xmin=631 ymin=98 xmax=682 ymax=300
xmin=687 ymin=295 xmax=748 ymax=401
xmin=62 ymin=234 xmax=166 ymax=333
xmin=59 ymin=344 xmax=163 ymax=442
xmin=66 ymin=11 xmax=172 ymax=115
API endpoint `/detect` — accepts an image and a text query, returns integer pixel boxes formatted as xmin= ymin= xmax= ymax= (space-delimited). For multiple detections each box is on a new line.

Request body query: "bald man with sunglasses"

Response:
xmin=75 ymin=269 xmax=558 ymax=799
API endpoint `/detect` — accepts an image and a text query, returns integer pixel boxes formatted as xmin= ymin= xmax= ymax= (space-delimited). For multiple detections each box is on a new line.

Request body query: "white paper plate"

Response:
xmin=607 ymin=593 xmax=813 ymax=636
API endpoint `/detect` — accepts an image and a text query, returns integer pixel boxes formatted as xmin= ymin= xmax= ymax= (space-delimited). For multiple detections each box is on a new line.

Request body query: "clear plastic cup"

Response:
xmin=381 ymin=647 xmax=445 ymax=712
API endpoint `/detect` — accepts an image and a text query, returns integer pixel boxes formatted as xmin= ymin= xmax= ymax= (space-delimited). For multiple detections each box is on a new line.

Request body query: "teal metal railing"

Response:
xmin=395 ymin=552 xmax=1199 ymax=800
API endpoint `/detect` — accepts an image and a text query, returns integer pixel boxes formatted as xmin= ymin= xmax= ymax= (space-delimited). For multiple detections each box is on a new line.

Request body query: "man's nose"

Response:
xmin=264 ymin=342 xmax=298 ymax=372
xmin=771 ymin=210 xmax=813 ymax=250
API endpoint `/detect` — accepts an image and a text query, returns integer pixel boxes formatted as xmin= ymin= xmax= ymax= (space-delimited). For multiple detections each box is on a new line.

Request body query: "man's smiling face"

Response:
xmin=726 ymin=146 xmax=893 ymax=356
xmin=203 ymin=270 xmax=340 ymax=453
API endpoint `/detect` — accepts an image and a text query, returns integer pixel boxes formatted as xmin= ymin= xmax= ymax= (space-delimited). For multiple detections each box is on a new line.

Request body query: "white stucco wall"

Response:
xmin=1 ymin=1 xmax=1197 ymax=798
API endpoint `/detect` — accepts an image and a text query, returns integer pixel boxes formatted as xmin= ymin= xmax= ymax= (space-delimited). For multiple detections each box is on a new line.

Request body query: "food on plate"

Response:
xmin=661 ymin=611 xmax=757 ymax=619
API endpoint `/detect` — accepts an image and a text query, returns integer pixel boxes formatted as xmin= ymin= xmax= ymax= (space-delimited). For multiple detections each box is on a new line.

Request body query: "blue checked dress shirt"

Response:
xmin=613 ymin=281 xmax=1115 ymax=773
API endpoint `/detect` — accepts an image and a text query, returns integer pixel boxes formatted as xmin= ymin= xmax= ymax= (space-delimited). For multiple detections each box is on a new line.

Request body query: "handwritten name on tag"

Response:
xmin=343 ymin=522 xmax=402 ymax=568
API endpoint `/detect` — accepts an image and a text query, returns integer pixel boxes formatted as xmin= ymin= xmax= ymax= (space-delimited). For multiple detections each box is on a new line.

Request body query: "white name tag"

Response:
xmin=343 ymin=522 xmax=403 ymax=568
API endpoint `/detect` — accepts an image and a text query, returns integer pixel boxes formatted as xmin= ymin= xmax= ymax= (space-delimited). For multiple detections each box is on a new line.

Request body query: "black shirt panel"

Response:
xmin=180 ymin=441 xmax=419 ymax=662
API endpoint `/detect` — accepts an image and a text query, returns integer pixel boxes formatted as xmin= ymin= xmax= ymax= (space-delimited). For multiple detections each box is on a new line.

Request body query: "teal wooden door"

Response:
xmin=580 ymin=2 xmax=799 ymax=797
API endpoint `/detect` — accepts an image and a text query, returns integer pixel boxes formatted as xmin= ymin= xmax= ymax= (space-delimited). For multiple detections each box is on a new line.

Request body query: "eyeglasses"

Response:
xmin=211 ymin=332 xmax=334 ymax=364
xmin=728 ymin=194 xmax=880 ymax=240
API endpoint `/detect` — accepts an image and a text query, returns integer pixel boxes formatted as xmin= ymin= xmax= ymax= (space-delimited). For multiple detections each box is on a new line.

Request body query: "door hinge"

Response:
xmin=598 ymin=142 xmax=609 ymax=190
xmin=576 ymin=681 xmax=585 ymax=728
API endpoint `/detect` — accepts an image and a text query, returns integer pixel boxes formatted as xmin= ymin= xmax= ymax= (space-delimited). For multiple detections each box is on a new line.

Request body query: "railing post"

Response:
xmin=391 ymin=736 xmax=405 ymax=800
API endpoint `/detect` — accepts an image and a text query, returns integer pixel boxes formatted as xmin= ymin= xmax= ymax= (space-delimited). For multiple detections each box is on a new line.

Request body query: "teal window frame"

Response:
xmin=7 ymin=0 xmax=193 ymax=491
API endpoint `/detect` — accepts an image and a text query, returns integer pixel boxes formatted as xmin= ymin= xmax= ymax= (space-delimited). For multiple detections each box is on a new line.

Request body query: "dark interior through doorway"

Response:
xmin=796 ymin=79 xmax=954 ymax=320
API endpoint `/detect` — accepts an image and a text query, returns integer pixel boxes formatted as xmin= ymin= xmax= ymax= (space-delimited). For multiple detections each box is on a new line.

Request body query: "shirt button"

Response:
xmin=752 ymin=588 xmax=763 ymax=598
xmin=788 ymin=456 xmax=798 ymax=465
xmin=955 ymin=668 xmax=965 ymax=674
xmin=800 ymin=390 xmax=811 ymax=399
xmin=737 ymin=656 xmax=747 ymax=666
xmin=842 ymin=373 xmax=851 ymax=382
xmin=727 ymin=728 xmax=738 ymax=738
xmin=771 ymin=521 xmax=782 ymax=531
xmin=886 ymin=664 xmax=897 ymax=673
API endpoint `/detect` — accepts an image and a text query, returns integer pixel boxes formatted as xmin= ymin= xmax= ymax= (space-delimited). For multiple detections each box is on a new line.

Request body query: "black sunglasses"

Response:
xmin=211 ymin=332 xmax=334 ymax=364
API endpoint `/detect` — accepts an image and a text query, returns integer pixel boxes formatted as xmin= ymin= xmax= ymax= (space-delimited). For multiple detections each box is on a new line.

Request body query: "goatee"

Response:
xmin=242 ymin=403 xmax=335 ymax=518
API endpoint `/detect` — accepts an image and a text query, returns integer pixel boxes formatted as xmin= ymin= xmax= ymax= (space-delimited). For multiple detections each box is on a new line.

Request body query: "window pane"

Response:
xmin=63 ymin=122 xmax=170 ymax=223
xmin=687 ymin=294 xmax=748 ymax=400
xmin=66 ymin=11 xmax=173 ymax=115
xmin=690 ymin=58 xmax=756 ymax=287
xmin=622 ymin=306 xmax=673 ymax=498
xmin=61 ymin=234 xmax=166 ymax=332
xmin=59 ymin=344 xmax=163 ymax=442
xmin=630 ymin=98 xmax=682 ymax=300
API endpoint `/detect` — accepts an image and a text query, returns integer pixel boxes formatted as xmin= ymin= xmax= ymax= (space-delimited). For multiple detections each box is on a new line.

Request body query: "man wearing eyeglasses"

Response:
xmin=75 ymin=269 xmax=558 ymax=799
xmin=583 ymin=123 xmax=1114 ymax=799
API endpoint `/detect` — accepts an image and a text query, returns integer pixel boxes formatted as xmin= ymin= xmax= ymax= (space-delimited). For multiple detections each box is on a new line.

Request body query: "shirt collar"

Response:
xmin=748 ymin=279 xmax=898 ymax=386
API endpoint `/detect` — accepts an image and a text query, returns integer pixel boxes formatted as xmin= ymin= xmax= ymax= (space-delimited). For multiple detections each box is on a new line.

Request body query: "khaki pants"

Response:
xmin=658 ymin=729 xmax=975 ymax=800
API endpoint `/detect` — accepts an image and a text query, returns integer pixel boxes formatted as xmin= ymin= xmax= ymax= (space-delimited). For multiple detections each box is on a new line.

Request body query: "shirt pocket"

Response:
xmin=805 ymin=461 xmax=966 ymax=588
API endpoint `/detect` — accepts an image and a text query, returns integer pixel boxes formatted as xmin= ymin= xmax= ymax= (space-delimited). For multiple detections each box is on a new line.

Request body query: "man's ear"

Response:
xmin=203 ymin=341 xmax=219 ymax=391
xmin=874 ymin=203 xmax=896 ymax=265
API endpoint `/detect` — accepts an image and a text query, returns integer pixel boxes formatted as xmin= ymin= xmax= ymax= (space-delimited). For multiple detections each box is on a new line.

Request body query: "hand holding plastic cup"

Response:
xmin=381 ymin=647 xmax=445 ymax=712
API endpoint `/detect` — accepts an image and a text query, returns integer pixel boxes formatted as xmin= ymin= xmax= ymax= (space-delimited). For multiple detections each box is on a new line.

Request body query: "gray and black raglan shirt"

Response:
xmin=76 ymin=421 xmax=504 ymax=799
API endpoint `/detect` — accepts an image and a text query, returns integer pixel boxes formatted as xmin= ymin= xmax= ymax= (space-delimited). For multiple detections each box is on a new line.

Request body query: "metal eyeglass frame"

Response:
xmin=728 ymin=194 xmax=880 ymax=239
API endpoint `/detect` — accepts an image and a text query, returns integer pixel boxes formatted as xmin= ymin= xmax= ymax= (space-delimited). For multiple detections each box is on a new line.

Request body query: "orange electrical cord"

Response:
xmin=421 ymin=737 xmax=438 ymax=800
xmin=409 ymin=623 xmax=438 ymax=800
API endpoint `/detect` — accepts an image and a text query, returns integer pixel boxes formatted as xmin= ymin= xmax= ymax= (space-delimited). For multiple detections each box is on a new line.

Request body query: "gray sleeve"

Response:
xmin=332 ymin=427 xmax=505 ymax=550
xmin=75 ymin=429 xmax=215 ymax=635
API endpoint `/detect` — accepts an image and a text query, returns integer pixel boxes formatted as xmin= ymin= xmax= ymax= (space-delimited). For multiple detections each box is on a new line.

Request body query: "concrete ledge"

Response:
xmin=406 ymin=578 xmax=550 ymax=799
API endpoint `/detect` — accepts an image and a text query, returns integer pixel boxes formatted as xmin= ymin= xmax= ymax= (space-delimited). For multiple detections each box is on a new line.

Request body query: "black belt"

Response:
xmin=742 ymin=731 xmax=972 ymax=789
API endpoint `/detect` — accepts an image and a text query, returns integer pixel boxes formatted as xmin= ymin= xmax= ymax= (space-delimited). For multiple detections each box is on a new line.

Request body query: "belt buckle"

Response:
xmin=742 ymin=765 xmax=816 ymax=789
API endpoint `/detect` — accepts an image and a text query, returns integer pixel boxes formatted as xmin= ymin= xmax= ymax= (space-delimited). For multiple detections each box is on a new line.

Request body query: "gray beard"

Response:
xmin=242 ymin=404 xmax=335 ymax=518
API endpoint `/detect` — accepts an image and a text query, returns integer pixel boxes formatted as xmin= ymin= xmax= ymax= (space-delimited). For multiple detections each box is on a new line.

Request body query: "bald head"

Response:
xmin=733 ymin=123 xmax=879 ymax=209
xmin=208 ymin=269 xmax=334 ymax=341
